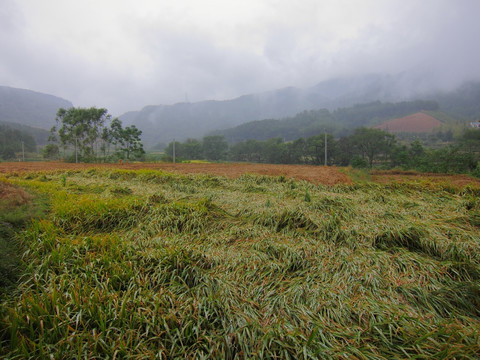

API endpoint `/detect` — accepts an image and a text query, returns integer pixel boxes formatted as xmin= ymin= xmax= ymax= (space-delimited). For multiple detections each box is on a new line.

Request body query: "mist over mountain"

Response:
xmin=212 ymin=100 xmax=442 ymax=143
xmin=1 ymin=72 xmax=479 ymax=150
xmin=121 ymin=73 xmax=480 ymax=148
xmin=0 ymin=86 xmax=73 ymax=130
xmin=0 ymin=120 xmax=51 ymax=146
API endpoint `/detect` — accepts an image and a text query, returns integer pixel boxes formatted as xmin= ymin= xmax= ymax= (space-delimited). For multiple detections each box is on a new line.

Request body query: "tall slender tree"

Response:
xmin=51 ymin=107 xmax=144 ymax=162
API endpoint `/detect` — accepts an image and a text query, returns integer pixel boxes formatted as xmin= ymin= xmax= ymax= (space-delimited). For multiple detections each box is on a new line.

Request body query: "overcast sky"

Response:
xmin=1 ymin=0 xmax=479 ymax=115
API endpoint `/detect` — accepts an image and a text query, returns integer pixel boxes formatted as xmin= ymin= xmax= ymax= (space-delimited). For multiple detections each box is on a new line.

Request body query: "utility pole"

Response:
xmin=324 ymin=129 xmax=327 ymax=166
xmin=21 ymin=141 xmax=25 ymax=162
xmin=173 ymin=138 xmax=176 ymax=164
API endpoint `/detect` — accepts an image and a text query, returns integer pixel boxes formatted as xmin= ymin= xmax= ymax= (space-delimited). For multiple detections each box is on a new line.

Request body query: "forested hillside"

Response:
xmin=0 ymin=124 xmax=36 ymax=160
xmin=213 ymin=100 xmax=441 ymax=143
xmin=434 ymin=81 xmax=480 ymax=119
xmin=0 ymin=121 xmax=50 ymax=146
xmin=123 ymin=76 xmax=480 ymax=149
xmin=0 ymin=86 xmax=72 ymax=129
xmin=2 ymin=77 xmax=480 ymax=152
xmin=120 ymin=74 xmax=450 ymax=147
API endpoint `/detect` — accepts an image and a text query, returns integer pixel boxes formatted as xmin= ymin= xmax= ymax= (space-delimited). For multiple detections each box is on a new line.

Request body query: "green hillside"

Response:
xmin=214 ymin=100 xmax=442 ymax=143
xmin=0 ymin=124 xmax=37 ymax=160
xmin=434 ymin=81 xmax=480 ymax=120
xmin=0 ymin=121 xmax=51 ymax=146
xmin=0 ymin=86 xmax=72 ymax=129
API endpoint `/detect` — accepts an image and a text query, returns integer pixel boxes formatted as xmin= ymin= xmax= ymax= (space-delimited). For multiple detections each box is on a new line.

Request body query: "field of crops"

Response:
xmin=1 ymin=166 xmax=480 ymax=358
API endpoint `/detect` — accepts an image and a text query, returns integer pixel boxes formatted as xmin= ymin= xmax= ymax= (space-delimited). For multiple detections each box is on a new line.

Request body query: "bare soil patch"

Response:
xmin=374 ymin=112 xmax=442 ymax=133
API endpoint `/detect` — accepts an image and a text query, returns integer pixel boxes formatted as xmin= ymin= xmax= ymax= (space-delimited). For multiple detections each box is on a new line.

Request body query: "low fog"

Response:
xmin=1 ymin=0 xmax=479 ymax=115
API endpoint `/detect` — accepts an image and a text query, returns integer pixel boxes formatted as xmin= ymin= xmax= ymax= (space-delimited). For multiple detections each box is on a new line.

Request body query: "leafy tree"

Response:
xmin=163 ymin=140 xmax=184 ymax=162
xmin=52 ymin=107 xmax=111 ymax=161
xmin=43 ymin=144 xmax=60 ymax=160
xmin=420 ymin=146 xmax=476 ymax=173
xmin=119 ymin=125 xmax=145 ymax=160
xmin=333 ymin=136 xmax=353 ymax=166
xmin=230 ymin=139 xmax=261 ymax=162
xmin=109 ymin=120 xmax=144 ymax=160
xmin=108 ymin=118 xmax=124 ymax=151
xmin=460 ymin=129 xmax=480 ymax=156
xmin=304 ymin=134 xmax=335 ymax=165
xmin=202 ymin=136 xmax=228 ymax=161
xmin=350 ymin=155 xmax=369 ymax=168
xmin=409 ymin=139 xmax=425 ymax=158
xmin=390 ymin=144 xmax=409 ymax=168
xmin=285 ymin=138 xmax=306 ymax=164
xmin=183 ymin=139 xmax=203 ymax=160
xmin=349 ymin=127 xmax=395 ymax=167
xmin=50 ymin=107 xmax=144 ymax=162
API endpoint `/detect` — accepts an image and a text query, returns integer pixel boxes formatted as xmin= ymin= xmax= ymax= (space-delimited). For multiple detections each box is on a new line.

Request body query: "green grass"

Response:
xmin=1 ymin=169 xmax=480 ymax=358
xmin=0 ymin=182 xmax=47 ymax=292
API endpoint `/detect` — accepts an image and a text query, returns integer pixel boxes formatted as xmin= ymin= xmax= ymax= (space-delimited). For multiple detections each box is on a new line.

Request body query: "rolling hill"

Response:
xmin=121 ymin=74 xmax=480 ymax=148
xmin=212 ymin=100 xmax=442 ymax=143
xmin=3 ymin=74 xmax=480 ymax=150
xmin=121 ymin=73 xmax=453 ymax=148
xmin=0 ymin=86 xmax=72 ymax=130
xmin=0 ymin=120 xmax=51 ymax=146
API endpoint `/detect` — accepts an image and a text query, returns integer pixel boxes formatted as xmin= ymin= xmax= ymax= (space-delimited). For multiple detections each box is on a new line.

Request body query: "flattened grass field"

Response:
xmin=1 ymin=164 xmax=480 ymax=358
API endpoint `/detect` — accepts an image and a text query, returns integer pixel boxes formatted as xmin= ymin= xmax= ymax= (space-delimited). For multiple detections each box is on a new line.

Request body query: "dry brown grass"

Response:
xmin=371 ymin=169 xmax=480 ymax=188
xmin=0 ymin=162 xmax=351 ymax=186
xmin=0 ymin=182 xmax=31 ymax=207
xmin=2 ymin=162 xmax=479 ymax=189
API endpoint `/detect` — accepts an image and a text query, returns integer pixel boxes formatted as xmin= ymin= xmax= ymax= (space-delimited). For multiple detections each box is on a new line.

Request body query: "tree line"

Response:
xmin=165 ymin=128 xmax=480 ymax=176
xmin=47 ymin=107 xmax=145 ymax=162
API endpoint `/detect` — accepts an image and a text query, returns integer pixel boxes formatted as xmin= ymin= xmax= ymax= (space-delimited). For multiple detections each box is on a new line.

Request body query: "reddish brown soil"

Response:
xmin=0 ymin=162 xmax=351 ymax=186
xmin=374 ymin=112 xmax=442 ymax=133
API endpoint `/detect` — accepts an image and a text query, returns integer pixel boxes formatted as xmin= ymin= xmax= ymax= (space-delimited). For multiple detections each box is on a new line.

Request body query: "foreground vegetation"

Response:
xmin=0 ymin=182 xmax=46 ymax=291
xmin=1 ymin=168 xmax=480 ymax=358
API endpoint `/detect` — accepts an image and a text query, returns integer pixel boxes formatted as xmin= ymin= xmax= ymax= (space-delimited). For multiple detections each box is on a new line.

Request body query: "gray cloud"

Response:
xmin=1 ymin=0 xmax=480 ymax=115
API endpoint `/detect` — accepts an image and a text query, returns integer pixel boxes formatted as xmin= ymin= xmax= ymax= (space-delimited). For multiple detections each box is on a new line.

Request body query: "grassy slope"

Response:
xmin=0 ymin=169 xmax=479 ymax=358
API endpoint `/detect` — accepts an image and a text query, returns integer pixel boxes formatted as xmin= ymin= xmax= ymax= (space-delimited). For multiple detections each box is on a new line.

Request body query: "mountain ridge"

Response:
xmin=0 ymin=86 xmax=73 ymax=130
xmin=2 ymin=74 xmax=480 ymax=149
xmin=121 ymin=73 xmax=478 ymax=148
